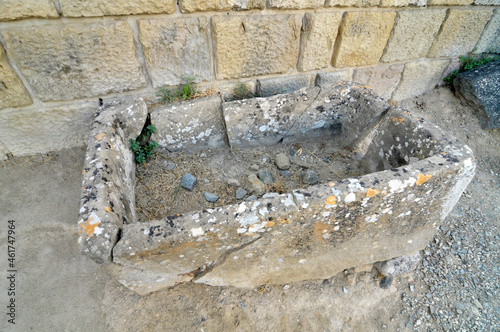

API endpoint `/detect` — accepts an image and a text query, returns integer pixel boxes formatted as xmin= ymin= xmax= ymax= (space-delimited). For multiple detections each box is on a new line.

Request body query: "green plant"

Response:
xmin=232 ymin=81 xmax=254 ymax=100
xmin=157 ymin=87 xmax=175 ymax=104
xmin=443 ymin=53 xmax=498 ymax=85
xmin=130 ymin=124 xmax=158 ymax=164
xmin=178 ymin=76 xmax=197 ymax=100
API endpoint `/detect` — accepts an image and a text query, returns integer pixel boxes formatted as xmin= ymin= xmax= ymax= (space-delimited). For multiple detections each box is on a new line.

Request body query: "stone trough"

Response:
xmin=77 ymin=83 xmax=475 ymax=295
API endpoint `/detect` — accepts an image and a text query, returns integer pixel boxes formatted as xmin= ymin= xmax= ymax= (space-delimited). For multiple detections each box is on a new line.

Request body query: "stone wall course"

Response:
xmin=2 ymin=21 xmax=147 ymax=101
xmin=0 ymin=46 xmax=32 ymax=109
xmin=327 ymin=0 xmax=381 ymax=7
xmin=353 ymin=64 xmax=404 ymax=100
xmin=379 ymin=0 xmax=427 ymax=6
xmin=0 ymin=0 xmax=59 ymax=21
xmin=332 ymin=11 xmax=396 ymax=68
xmin=428 ymin=0 xmax=473 ymax=4
xmin=138 ymin=17 xmax=211 ymax=87
xmin=428 ymin=9 xmax=493 ymax=58
xmin=179 ymin=0 xmax=266 ymax=12
xmin=268 ymin=0 xmax=325 ymax=9
xmin=58 ymin=0 xmax=176 ymax=17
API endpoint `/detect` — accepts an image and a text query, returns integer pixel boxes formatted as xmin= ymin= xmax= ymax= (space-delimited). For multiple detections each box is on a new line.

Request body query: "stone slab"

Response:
xmin=138 ymin=17 xmax=211 ymax=87
xmin=179 ymin=0 xmax=265 ymax=12
xmin=298 ymin=12 xmax=343 ymax=72
xmin=2 ymin=21 xmax=146 ymax=101
xmin=224 ymin=82 xmax=390 ymax=148
xmin=474 ymin=9 xmax=500 ymax=54
xmin=327 ymin=0 xmax=380 ymax=7
xmin=454 ymin=60 xmax=500 ymax=129
xmin=353 ymin=64 xmax=404 ymax=100
xmin=78 ymin=98 xmax=148 ymax=264
xmin=0 ymin=141 xmax=9 ymax=161
xmin=0 ymin=101 xmax=96 ymax=156
xmin=332 ymin=11 xmax=396 ymax=68
xmin=59 ymin=0 xmax=176 ymax=17
xmin=0 ymin=0 xmax=58 ymax=21
xmin=392 ymin=59 xmax=449 ymax=101
xmin=315 ymin=70 xmax=353 ymax=86
xmin=151 ymin=96 xmax=226 ymax=151
xmin=428 ymin=9 xmax=493 ymax=58
xmin=256 ymin=74 xmax=315 ymax=97
xmin=474 ymin=0 xmax=500 ymax=4
xmin=0 ymin=46 xmax=32 ymax=109
xmin=379 ymin=0 xmax=427 ymax=6
xmin=212 ymin=14 xmax=301 ymax=80
xmin=382 ymin=10 xmax=446 ymax=63
xmin=428 ymin=0 xmax=472 ymax=4
xmin=268 ymin=0 xmax=325 ymax=8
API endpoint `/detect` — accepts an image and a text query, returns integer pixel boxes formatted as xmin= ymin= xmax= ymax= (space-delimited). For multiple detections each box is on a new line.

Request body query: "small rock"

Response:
xmin=410 ymin=284 xmax=415 ymax=292
xmin=246 ymin=195 xmax=258 ymax=201
xmin=167 ymin=162 xmax=176 ymax=170
xmin=374 ymin=252 xmax=421 ymax=276
xmin=249 ymin=164 xmax=259 ymax=171
xmin=262 ymin=193 xmax=278 ymax=198
xmin=257 ymin=171 xmax=274 ymax=184
xmin=203 ymin=192 xmax=219 ymax=203
xmin=342 ymin=286 xmax=348 ymax=294
xmin=280 ymin=170 xmax=292 ymax=177
xmin=227 ymin=178 xmax=240 ymax=187
xmin=275 ymin=153 xmax=291 ymax=170
xmin=246 ymin=174 xmax=266 ymax=196
xmin=181 ymin=173 xmax=197 ymax=191
xmin=301 ymin=170 xmax=318 ymax=185
xmin=380 ymin=276 xmax=393 ymax=289
xmin=204 ymin=179 xmax=210 ymax=183
xmin=200 ymin=153 xmax=207 ymax=158
xmin=235 ymin=188 xmax=247 ymax=200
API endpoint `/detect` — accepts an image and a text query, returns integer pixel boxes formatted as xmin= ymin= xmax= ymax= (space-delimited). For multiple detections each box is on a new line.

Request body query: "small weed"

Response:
xmin=157 ymin=87 xmax=175 ymax=104
xmin=443 ymin=53 xmax=498 ymax=85
xmin=232 ymin=81 xmax=254 ymax=100
xmin=130 ymin=123 xmax=158 ymax=164
xmin=156 ymin=76 xmax=198 ymax=104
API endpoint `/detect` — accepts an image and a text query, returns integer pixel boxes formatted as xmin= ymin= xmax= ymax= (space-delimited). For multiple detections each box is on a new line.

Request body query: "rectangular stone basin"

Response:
xmin=77 ymin=83 xmax=475 ymax=295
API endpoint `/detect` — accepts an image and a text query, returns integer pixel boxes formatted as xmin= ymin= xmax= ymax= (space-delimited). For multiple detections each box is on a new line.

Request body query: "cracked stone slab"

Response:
xmin=77 ymin=98 xmax=147 ymax=264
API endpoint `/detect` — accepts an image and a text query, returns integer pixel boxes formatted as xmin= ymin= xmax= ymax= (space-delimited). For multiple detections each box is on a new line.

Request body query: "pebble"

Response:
xmin=246 ymin=174 xmax=266 ymax=196
xmin=257 ymin=171 xmax=274 ymax=184
xmin=249 ymin=164 xmax=259 ymax=171
xmin=280 ymin=170 xmax=292 ymax=177
xmin=235 ymin=188 xmax=247 ymax=200
xmin=180 ymin=173 xmax=197 ymax=191
xmin=246 ymin=195 xmax=258 ymax=201
xmin=203 ymin=192 xmax=219 ymax=203
xmin=301 ymin=170 xmax=318 ymax=185
xmin=275 ymin=153 xmax=291 ymax=170
xmin=227 ymin=178 xmax=240 ymax=187
xmin=166 ymin=162 xmax=176 ymax=170
xmin=380 ymin=276 xmax=393 ymax=289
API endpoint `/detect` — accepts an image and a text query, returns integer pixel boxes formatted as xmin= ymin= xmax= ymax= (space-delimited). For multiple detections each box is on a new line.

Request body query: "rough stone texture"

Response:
xmin=246 ymin=174 xmax=266 ymax=196
xmin=224 ymin=83 xmax=391 ymax=148
xmin=379 ymin=0 xmax=427 ymax=6
xmin=268 ymin=0 xmax=324 ymax=9
xmin=179 ymin=0 xmax=265 ymax=12
xmin=428 ymin=0 xmax=472 ymax=4
xmin=327 ymin=0 xmax=380 ymax=7
xmin=474 ymin=0 xmax=500 ymax=4
xmin=428 ymin=9 xmax=493 ymax=58
xmin=275 ymin=153 xmax=291 ymax=170
xmin=59 ymin=0 xmax=176 ymax=17
xmin=181 ymin=173 xmax=197 ymax=191
xmin=382 ymin=10 xmax=446 ymax=63
xmin=315 ymin=70 xmax=353 ymax=86
xmin=2 ymin=21 xmax=146 ymax=101
xmin=151 ymin=96 xmax=226 ymax=151
xmin=138 ymin=18 xmax=211 ymax=87
xmin=0 ymin=46 xmax=32 ymax=109
xmin=0 ymin=0 xmax=58 ymax=21
xmin=256 ymin=75 xmax=315 ymax=97
xmin=332 ymin=12 xmax=396 ymax=68
xmin=212 ymin=14 xmax=301 ymax=79
xmin=0 ymin=141 xmax=10 ymax=160
xmin=474 ymin=9 xmax=500 ymax=54
xmin=78 ymin=98 xmax=148 ymax=264
xmin=298 ymin=12 xmax=343 ymax=72
xmin=374 ymin=252 xmax=421 ymax=276
xmin=392 ymin=60 xmax=450 ymax=101
xmin=0 ymin=101 xmax=95 ymax=156
xmin=454 ymin=60 xmax=500 ymax=129
xmin=353 ymin=64 xmax=404 ymax=100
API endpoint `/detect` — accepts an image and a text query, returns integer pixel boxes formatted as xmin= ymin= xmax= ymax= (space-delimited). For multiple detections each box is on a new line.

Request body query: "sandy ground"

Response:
xmin=0 ymin=87 xmax=498 ymax=331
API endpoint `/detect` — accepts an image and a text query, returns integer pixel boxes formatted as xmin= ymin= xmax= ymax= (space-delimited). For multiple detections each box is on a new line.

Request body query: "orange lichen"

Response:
xmin=82 ymin=170 xmax=86 ymax=174
xmin=78 ymin=217 xmax=101 ymax=237
xmin=94 ymin=132 xmax=105 ymax=141
xmin=328 ymin=182 xmax=334 ymax=187
xmin=104 ymin=206 xmax=111 ymax=213
xmin=416 ymin=174 xmax=432 ymax=186
xmin=366 ymin=188 xmax=380 ymax=197
xmin=265 ymin=221 xmax=275 ymax=228
xmin=325 ymin=196 xmax=337 ymax=205
xmin=313 ymin=222 xmax=331 ymax=241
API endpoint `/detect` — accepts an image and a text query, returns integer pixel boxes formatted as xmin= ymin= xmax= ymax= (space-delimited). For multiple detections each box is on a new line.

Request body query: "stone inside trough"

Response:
xmin=77 ymin=82 xmax=475 ymax=295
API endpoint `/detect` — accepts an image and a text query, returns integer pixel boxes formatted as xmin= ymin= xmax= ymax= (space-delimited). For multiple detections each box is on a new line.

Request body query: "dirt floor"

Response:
xmin=0 ymin=87 xmax=498 ymax=331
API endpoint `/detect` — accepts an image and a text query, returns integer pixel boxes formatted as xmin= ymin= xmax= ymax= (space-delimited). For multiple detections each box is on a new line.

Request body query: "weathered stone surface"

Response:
xmin=181 ymin=173 xmax=197 ymax=191
xmin=298 ymin=12 xmax=343 ymax=72
xmin=275 ymin=153 xmax=291 ymax=170
xmin=0 ymin=0 xmax=58 ymax=21
xmin=256 ymin=74 xmax=315 ymax=97
xmin=428 ymin=10 xmax=493 ymax=58
xmin=454 ymin=60 xmax=500 ymax=129
xmin=2 ymin=21 xmax=146 ymax=101
xmin=224 ymin=83 xmax=391 ymax=148
xmin=138 ymin=18 xmax=211 ymax=87
xmin=0 ymin=141 xmax=10 ymax=160
xmin=353 ymin=64 xmax=404 ymax=100
xmin=332 ymin=12 xmax=396 ymax=68
xmin=392 ymin=59 xmax=449 ymax=101
xmin=59 ymin=0 xmax=175 ymax=17
xmin=315 ymin=70 xmax=353 ymax=86
xmin=203 ymin=192 xmax=220 ymax=202
xmin=212 ymin=15 xmax=301 ymax=79
xmin=374 ymin=252 xmax=421 ymax=276
xmin=78 ymin=98 xmax=148 ymax=264
xmin=236 ymin=188 xmax=247 ymax=199
xmin=474 ymin=0 xmax=500 ymax=4
xmin=379 ymin=0 xmax=427 ymax=6
xmin=151 ymin=96 xmax=226 ymax=151
xmin=180 ymin=0 xmax=265 ymax=12
xmin=0 ymin=101 xmax=95 ymax=156
xmin=0 ymin=46 xmax=32 ymax=109
xmin=327 ymin=0 xmax=380 ymax=7
xmin=428 ymin=0 xmax=472 ymax=4
xmin=269 ymin=0 xmax=324 ymax=9
xmin=301 ymin=170 xmax=318 ymax=185
xmin=382 ymin=10 xmax=446 ymax=63
xmin=246 ymin=174 xmax=266 ymax=196
xmin=474 ymin=9 xmax=500 ymax=54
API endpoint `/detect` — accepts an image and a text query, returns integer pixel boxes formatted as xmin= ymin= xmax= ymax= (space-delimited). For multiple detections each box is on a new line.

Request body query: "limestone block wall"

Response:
xmin=0 ymin=0 xmax=499 ymax=158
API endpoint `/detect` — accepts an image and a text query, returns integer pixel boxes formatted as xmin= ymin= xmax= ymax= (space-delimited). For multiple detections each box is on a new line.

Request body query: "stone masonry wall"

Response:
xmin=0 ymin=0 xmax=499 ymax=158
